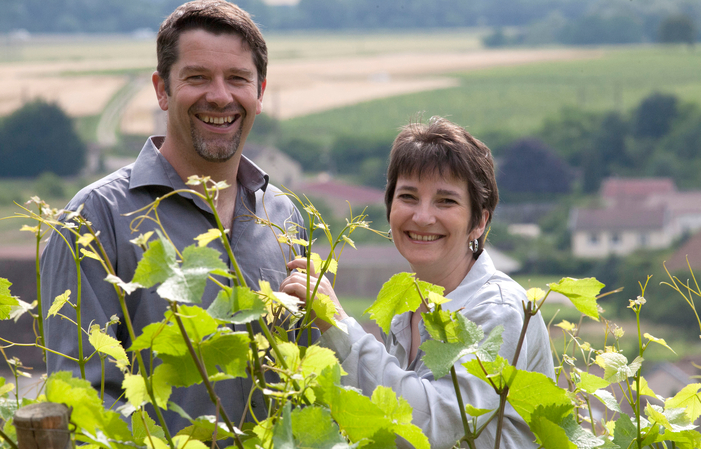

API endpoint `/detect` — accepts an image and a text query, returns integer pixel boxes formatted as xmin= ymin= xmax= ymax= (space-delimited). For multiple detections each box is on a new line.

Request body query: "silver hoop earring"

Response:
xmin=388 ymin=229 xmax=393 ymax=242
xmin=468 ymin=239 xmax=479 ymax=254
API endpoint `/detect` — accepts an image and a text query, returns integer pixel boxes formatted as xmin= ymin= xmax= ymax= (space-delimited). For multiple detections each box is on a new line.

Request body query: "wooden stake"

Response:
xmin=14 ymin=403 xmax=71 ymax=449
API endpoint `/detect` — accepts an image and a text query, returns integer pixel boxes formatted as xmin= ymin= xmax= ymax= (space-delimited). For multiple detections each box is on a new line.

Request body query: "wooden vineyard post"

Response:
xmin=14 ymin=403 xmax=71 ymax=449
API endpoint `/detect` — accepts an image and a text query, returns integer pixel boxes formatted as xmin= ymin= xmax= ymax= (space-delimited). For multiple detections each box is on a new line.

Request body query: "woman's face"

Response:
xmin=389 ymin=172 xmax=486 ymax=282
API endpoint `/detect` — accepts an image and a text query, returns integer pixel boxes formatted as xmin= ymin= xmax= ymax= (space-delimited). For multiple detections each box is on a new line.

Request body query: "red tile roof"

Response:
xmin=292 ymin=180 xmax=385 ymax=206
xmin=601 ymin=177 xmax=676 ymax=204
xmin=571 ymin=206 xmax=668 ymax=232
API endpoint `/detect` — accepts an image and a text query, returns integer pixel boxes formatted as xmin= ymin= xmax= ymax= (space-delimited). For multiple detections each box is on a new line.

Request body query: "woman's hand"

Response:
xmin=279 ymin=258 xmax=348 ymax=333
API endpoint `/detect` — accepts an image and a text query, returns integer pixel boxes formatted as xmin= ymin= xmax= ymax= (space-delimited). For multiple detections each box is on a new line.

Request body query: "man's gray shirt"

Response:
xmin=41 ymin=136 xmax=305 ymax=431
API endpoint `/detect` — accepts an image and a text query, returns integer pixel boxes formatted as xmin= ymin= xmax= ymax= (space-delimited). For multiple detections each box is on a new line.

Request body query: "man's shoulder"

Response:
xmin=64 ymin=165 xmax=134 ymax=213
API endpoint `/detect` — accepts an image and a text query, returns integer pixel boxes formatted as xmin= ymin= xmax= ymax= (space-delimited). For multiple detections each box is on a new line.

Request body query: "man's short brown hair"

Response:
xmin=157 ymin=0 xmax=267 ymax=96
xmin=384 ymin=117 xmax=499 ymax=258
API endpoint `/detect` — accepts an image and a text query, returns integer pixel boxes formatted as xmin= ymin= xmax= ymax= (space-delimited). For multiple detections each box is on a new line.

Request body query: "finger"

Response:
xmin=287 ymin=257 xmax=318 ymax=276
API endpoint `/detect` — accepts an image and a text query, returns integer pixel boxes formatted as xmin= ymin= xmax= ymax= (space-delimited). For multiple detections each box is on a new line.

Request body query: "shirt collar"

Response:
xmin=129 ymin=136 xmax=269 ymax=193
xmin=443 ymin=250 xmax=497 ymax=312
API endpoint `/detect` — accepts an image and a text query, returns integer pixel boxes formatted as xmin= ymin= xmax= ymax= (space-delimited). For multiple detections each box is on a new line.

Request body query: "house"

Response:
xmin=290 ymin=175 xmax=385 ymax=217
xmin=570 ymin=205 xmax=673 ymax=258
xmin=570 ymin=178 xmax=701 ymax=258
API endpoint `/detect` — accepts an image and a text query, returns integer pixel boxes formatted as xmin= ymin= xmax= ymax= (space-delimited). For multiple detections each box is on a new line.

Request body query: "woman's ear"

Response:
xmin=470 ymin=209 xmax=490 ymax=240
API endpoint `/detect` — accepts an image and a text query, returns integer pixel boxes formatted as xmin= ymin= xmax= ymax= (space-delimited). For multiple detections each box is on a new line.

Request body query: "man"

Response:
xmin=41 ymin=0 xmax=304 ymax=432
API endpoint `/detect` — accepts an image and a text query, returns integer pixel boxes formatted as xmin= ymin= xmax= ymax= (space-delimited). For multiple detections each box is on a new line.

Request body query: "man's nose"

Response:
xmin=205 ymin=77 xmax=232 ymax=108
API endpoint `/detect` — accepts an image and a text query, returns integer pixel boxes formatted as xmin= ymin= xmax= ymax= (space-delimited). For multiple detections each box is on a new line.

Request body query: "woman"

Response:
xmin=280 ymin=117 xmax=554 ymax=448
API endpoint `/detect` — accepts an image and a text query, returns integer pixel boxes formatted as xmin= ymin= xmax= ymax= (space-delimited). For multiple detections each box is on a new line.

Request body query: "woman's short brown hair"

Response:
xmin=156 ymin=0 xmax=267 ymax=96
xmin=385 ymin=117 xmax=499 ymax=258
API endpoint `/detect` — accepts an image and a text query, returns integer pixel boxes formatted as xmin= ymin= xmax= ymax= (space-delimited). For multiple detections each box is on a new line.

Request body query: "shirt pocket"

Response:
xmin=259 ymin=267 xmax=286 ymax=290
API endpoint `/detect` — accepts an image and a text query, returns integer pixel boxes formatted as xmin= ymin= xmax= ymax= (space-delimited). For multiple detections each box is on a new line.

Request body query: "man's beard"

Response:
xmin=189 ymin=114 xmax=244 ymax=163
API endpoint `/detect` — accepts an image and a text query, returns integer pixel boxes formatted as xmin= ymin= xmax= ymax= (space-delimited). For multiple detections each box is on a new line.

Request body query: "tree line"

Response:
xmin=1 ymin=0 xmax=699 ymax=43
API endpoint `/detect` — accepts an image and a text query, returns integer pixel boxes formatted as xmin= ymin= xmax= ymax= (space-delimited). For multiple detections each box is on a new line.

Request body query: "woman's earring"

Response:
xmin=388 ymin=229 xmax=393 ymax=242
xmin=468 ymin=238 xmax=479 ymax=253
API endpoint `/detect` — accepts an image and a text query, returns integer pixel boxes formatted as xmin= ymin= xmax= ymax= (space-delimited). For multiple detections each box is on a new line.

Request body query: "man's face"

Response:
xmin=154 ymin=29 xmax=265 ymax=162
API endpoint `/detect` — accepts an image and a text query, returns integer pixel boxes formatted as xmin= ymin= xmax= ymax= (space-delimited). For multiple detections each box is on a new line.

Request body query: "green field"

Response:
xmin=281 ymin=45 xmax=701 ymax=144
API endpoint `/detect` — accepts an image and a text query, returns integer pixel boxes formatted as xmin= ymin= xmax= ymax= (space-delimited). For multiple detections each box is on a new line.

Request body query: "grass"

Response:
xmin=281 ymin=45 xmax=701 ymax=143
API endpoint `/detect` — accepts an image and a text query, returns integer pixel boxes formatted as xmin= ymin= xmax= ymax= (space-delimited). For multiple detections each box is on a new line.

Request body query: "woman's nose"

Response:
xmin=412 ymin=204 xmax=436 ymax=227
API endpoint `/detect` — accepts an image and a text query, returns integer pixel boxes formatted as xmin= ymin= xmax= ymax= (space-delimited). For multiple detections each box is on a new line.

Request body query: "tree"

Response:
xmin=658 ymin=14 xmax=697 ymax=45
xmin=633 ymin=92 xmax=678 ymax=139
xmin=496 ymin=137 xmax=574 ymax=201
xmin=0 ymin=100 xmax=86 ymax=177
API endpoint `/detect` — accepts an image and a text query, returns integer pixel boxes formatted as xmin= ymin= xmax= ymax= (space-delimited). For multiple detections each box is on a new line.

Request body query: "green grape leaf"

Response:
xmin=145 ymin=435 xmax=208 ymax=449
xmin=549 ymin=277 xmax=604 ymax=321
xmin=465 ymin=360 xmax=573 ymax=424
xmin=595 ymin=353 xmax=643 ymax=384
xmin=301 ymin=345 xmax=346 ymax=379
xmin=612 ymin=413 xmax=636 ymax=449
xmin=312 ymin=293 xmax=343 ymax=330
xmin=392 ymin=423 xmax=430 ymax=449
xmin=122 ymin=372 xmax=171 ymax=409
xmin=665 ymin=383 xmax=701 ymax=423
xmin=465 ymin=404 xmax=493 ymax=418
xmin=0 ymin=278 xmax=19 ymax=320
xmin=593 ymin=389 xmax=621 ymax=413
xmin=131 ymin=235 xmax=176 ymax=288
xmin=88 ymin=327 xmax=129 ymax=369
xmin=276 ymin=342 xmax=302 ymax=372
xmin=291 ymin=406 xmax=347 ymax=448
xmin=529 ymin=414 xmax=576 ymax=449
xmin=420 ymin=313 xmax=494 ymax=380
xmin=167 ymin=305 xmax=218 ymax=344
xmin=371 ymin=386 xmax=413 ymax=425
xmin=422 ymin=309 xmax=460 ymax=343
xmin=156 ymin=354 xmax=202 ymax=388
xmin=331 ymin=387 xmax=392 ymax=442
xmin=194 ymin=228 xmax=222 ymax=247
xmin=47 ymin=289 xmax=71 ymax=317
xmin=273 ymin=403 xmax=294 ymax=449
xmin=132 ymin=235 xmax=226 ymax=304
xmin=312 ymin=364 xmax=343 ymax=407
xmin=132 ymin=410 xmax=165 ymax=442
xmin=506 ymin=369 xmax=573 ymax=423
xmin=559 ymin=413 xmax=606 ymax=449
xmin=577 ymin=372 xmax=610 ymax=394
xmin=207 ymin=286 xmax=266 ymax=325
xmin=631 ymin=376 xmax=660 ymax=400
xmin=130 ymin=321 xmax=188 ymax=356
xmin=643 ymin=333 xmax=677 ymax=355
xmin=176 ymin=416 xmax=238 ymax=442
xmin=47 ymin=371 xmax=132 ymax=442
xmin=200 ymin=332 xmax=251 ymax=378
xmin=365 ymin=273 xmax=444 ymax=334
xmin=655 ymin=429 xmax=701 ymax=448
xmin=476 ymin=324 xmax=504 ymax=363
xmin=259 ymin=280 xmax=301 ymax=315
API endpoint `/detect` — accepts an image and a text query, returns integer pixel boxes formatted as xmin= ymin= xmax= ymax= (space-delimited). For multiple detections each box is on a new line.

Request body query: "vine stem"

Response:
xmin=0 ymin=428 xmax=19 ymax=449
xmin=74 ymin=230 xmax=86 ymax=381
xmin=494 ymin=301 xmax=533 ymax=449
xmin=86 ymin=223 xmax=176 ymax=449
xmin=170 ymin=303 xmax=244 ymax=449
xmin=33 ymin=211 xmax=46 ymax=355
xmin=451 ymin=365 xmax=472 ymax=439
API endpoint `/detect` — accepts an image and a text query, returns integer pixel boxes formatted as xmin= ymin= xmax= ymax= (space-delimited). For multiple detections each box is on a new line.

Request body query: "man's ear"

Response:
xmin=256 ymin=79 xmax=267 ymax=115
xmin=152 ymin=71 xmax=169 ymax=111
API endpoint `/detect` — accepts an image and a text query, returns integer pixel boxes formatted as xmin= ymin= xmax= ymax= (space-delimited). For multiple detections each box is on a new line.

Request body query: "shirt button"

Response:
xmin=251 ymin=401 xmax=257 ymax=408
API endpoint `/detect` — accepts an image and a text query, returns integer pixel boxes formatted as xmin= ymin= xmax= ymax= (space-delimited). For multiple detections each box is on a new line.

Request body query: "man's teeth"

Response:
xmin=408 ymin=232 xmax=439 ymax=242
xmin=199 ymin=115 xmax=234 ymax=125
